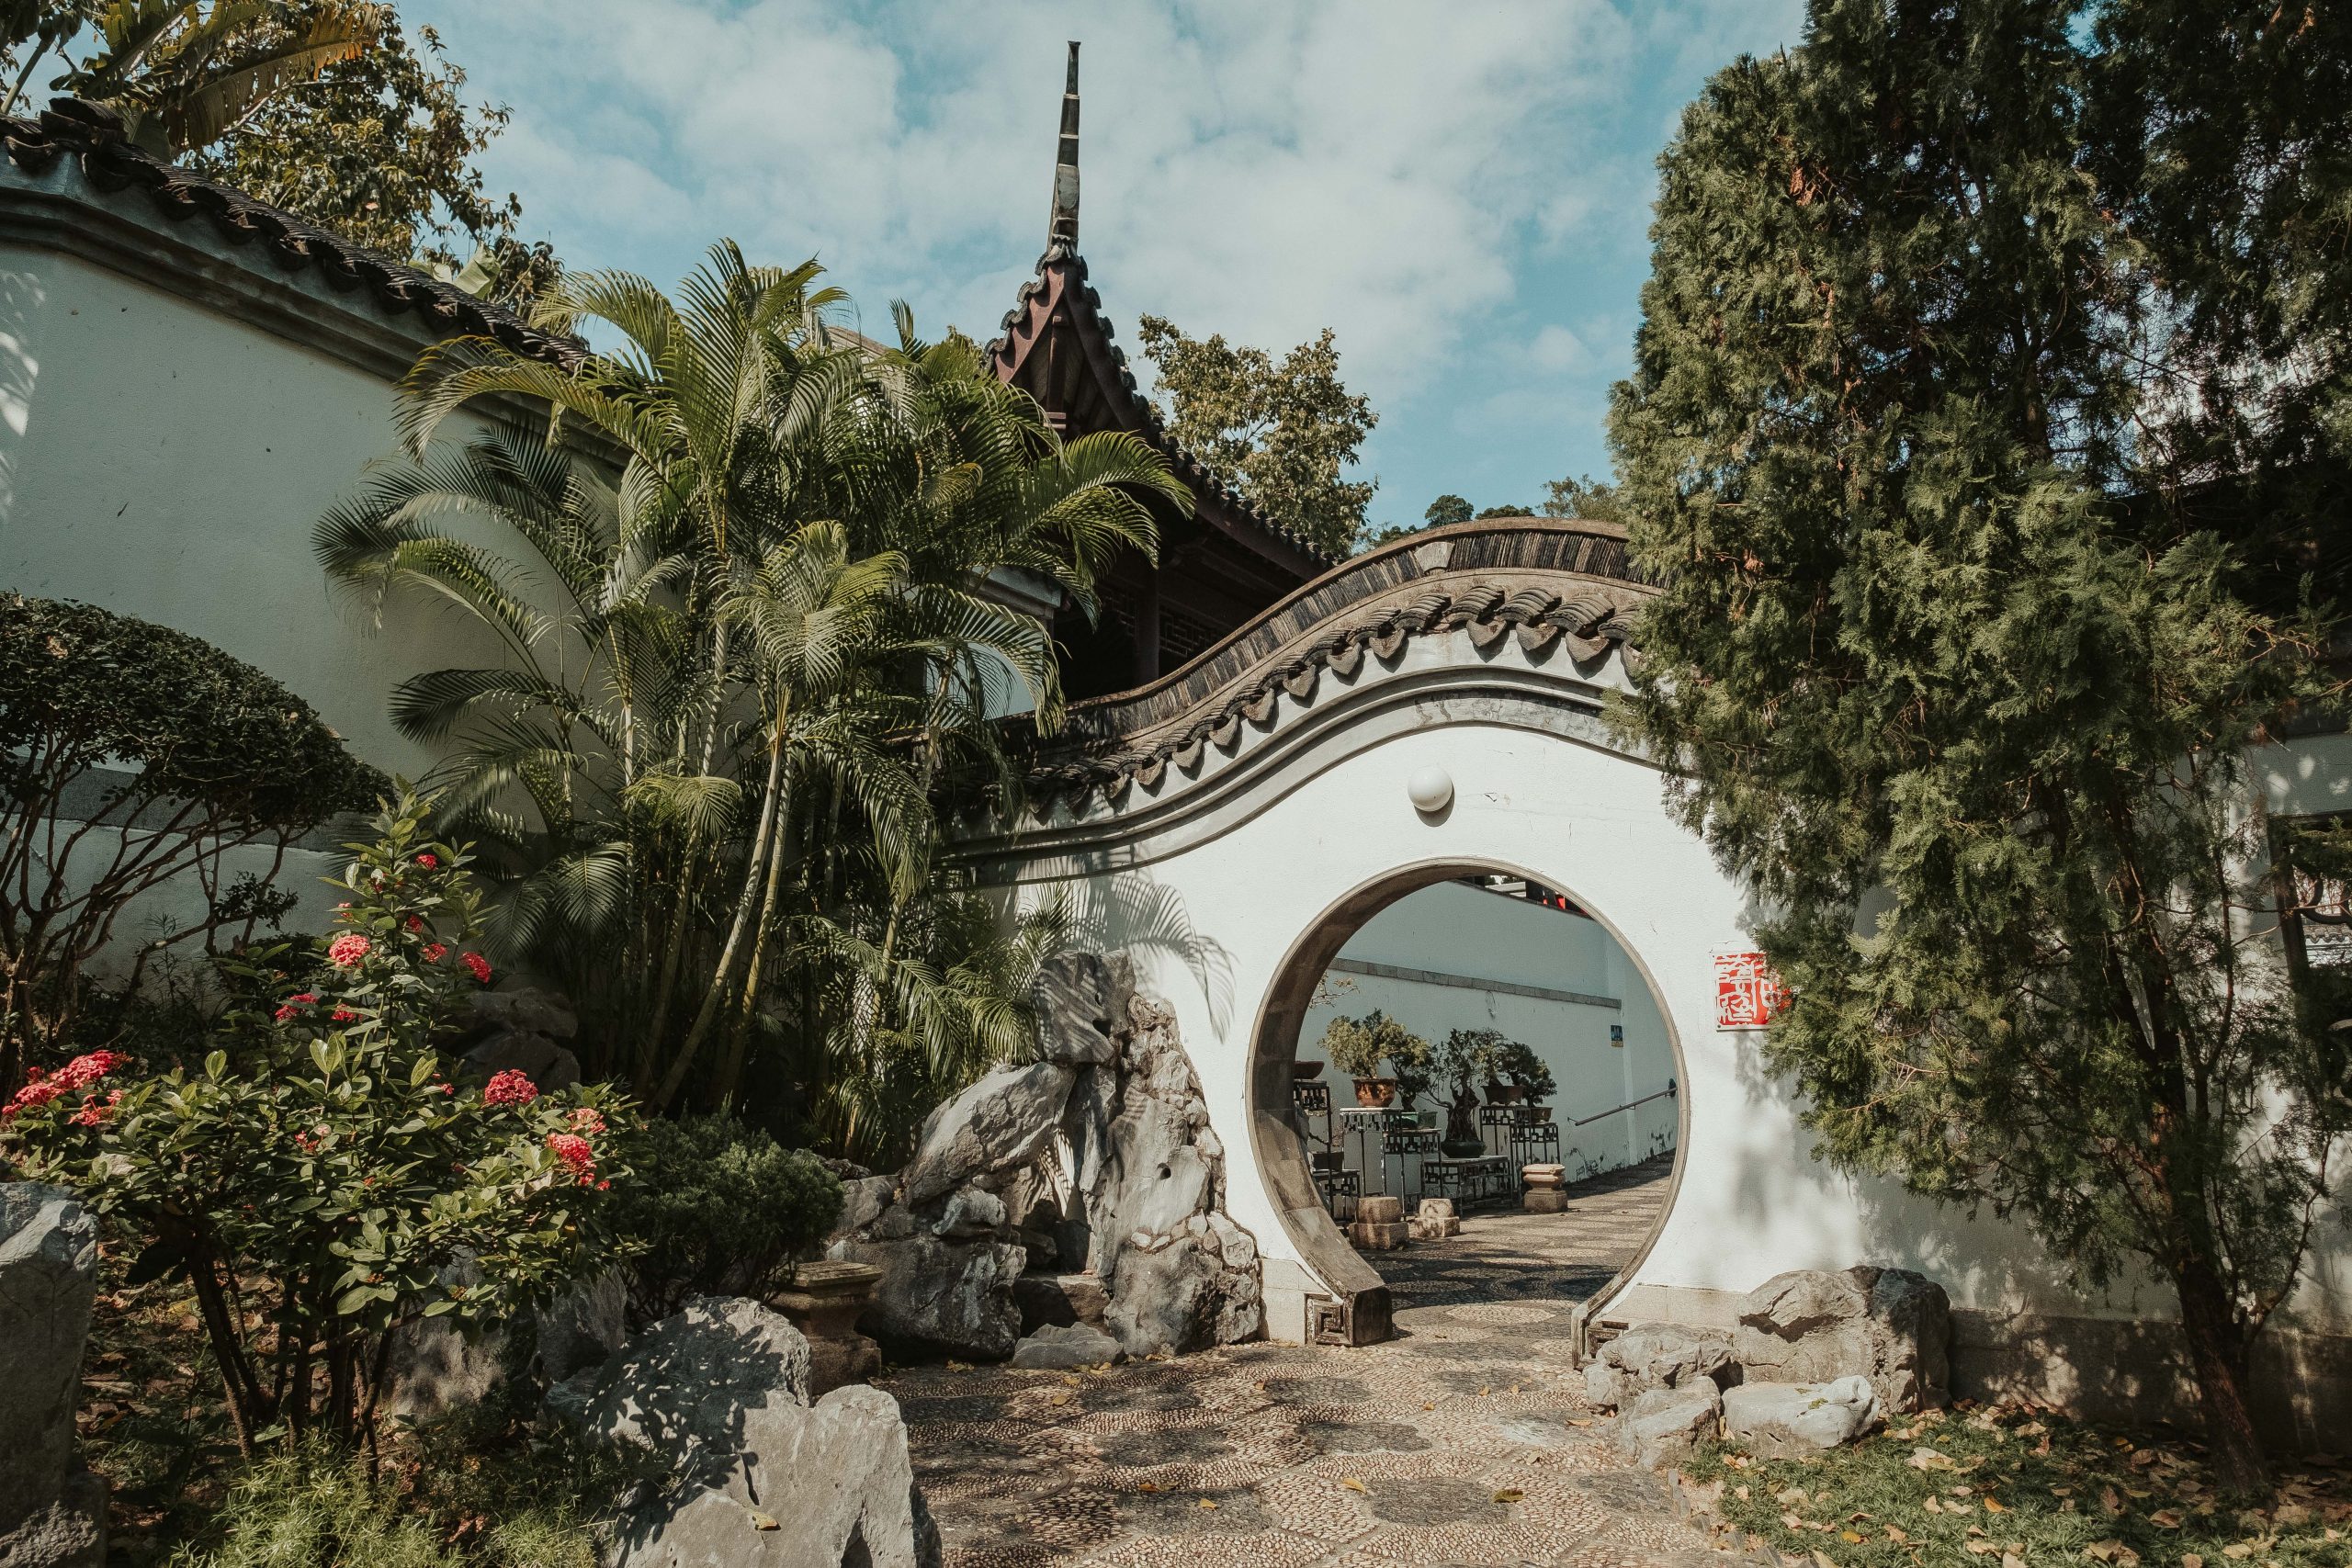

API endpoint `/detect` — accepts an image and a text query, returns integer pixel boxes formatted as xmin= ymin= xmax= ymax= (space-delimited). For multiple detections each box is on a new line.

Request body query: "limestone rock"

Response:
xmin=1350 ymin=1220 xmax=1409 ymax=1250
xmin=0 ymin=1471 xmax=105 ymax=1568
xmin=1013 ymin=1273 xmax=1109 ymax=1333
xmin=548 ymin=1296 xmax=810 ymax=1472
xmin=1523 ymin=1189 xmax=1566 ymax=1213
xmin=1356 ymin=1195 xmax=1404 ymax=1225
xmin=1722 ymin=1376 xmax=1881 ymax=1452
xmin=1581 ymin=1323 xmax=1737 ymax=1411
xmin=834 ymin=1236 xmax=1026 ymax=1360
xmin=1735 ymin=1266 xmax=1951 ymax=1414
xmin=1615 ymin=1382 xmax=1723 ymax=1470
xmin=0 ymin=1184 xmax=100 ymax=1562
xmin=536 ymin=1270 xmax=628 ymax=1382
xmin=830 ymin=1176 xmax=896 ymax=1243
xmin=603 ymin=1387 xmax=940 ymax=1568
xmin=1411 ymin=1199 xmax=1461 ymax=1240
xmin=1103 ymin=1233 xmax=1261 ymax=1357
xmin=933 ymin=1186 xmax=1007 ymax=1239
xmin=900 ymin=1062 xmax=1075 ymax=1208
xmin=1034 ymin=952 xmax=1118 ymax=1066
xmin=1010 ymin=1323 xmax=1124 ymax=1370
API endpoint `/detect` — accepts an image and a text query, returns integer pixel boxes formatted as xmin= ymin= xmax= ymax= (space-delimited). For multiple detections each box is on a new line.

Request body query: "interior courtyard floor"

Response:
xmin=890 ymin=1155 xmax=1700 ymax=1568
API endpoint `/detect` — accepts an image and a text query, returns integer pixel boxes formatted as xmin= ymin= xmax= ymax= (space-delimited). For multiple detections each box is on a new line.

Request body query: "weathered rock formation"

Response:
xmin=384 ymin=1260 xmax=627 ymax=1421
xmin=1613 ymin=1382 xmax=1723 ymax=1470
xmin=1735 ymin=1265 xmax=1950 ymax=1414
xmin=827 ymin=953 xmax=1262 ymax=1361
xmin=1582 ymin=1323 xmax=1737 ymax=1411
xmin=1722 ymin=1376 xmax=1882 ymax=1453
xmin=551 ymin=1295 xmax=939 ymax=1568
xmin=0 ymin=1182 xmax=105 ymax=1568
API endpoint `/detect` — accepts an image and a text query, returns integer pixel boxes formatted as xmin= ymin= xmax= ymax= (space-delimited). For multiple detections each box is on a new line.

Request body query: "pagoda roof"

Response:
xmin=982 ymin=44 xmax=1339 ymax=581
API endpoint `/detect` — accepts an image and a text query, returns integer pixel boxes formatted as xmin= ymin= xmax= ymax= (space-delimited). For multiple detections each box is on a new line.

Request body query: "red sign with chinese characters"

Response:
xmin=1713 ymin=950 xmax=1787 ymax=1030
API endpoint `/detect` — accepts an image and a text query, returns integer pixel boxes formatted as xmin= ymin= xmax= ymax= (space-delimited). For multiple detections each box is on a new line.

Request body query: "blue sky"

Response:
xmin=407 ymin=0 xmax=1805 ymax=535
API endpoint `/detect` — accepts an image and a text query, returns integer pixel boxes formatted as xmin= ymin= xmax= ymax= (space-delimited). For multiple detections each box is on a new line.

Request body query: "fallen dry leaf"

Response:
xmin=1495 ymin=1489 xmax=1525 ymax=1504
xmin=1885 ymin=1527 xmax=1910 ymax=1545
xmin=1197 ymin=1498 xmax=1217 ymax=1511
xmin=1340 ymin=1478 xmax=1368 ymax=1495
xmin=2182 ymin=1556 xmax=2204 ymax=1568
xmin=1911 ymin=1449 xmax=1959 ymax=1472
xmin=1566 ymin=1417 xmax=1592 ymax=1427
xmin=1926 ymin=1497 xmax=1945 ymax=1515
xmin=2152 ymin=1511 xmax=2185 ymax=1529
xmin=1841 ymin=1531 xmax=1864 ymax=1544
xmin=1964 ymin=1540 xmax=1997 ymax=1555
xmin=2101 ymin=1487 xmax=2126 ymax=1517
xmin=1136 ymin=1483 xmax=1159 ymax=1493
xmin=1813 ymin=1551 xmax=1838 ymax=1568
xmin=1985 ymin=1497 xmax=2007 ymax=1513
xmin=747 ymin=1512 xmax=778 ymax=1532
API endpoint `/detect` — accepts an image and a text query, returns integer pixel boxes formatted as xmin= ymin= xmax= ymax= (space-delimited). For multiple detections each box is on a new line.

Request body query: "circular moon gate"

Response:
xmin=960 ymin=519 xmax=1742 ymax=1347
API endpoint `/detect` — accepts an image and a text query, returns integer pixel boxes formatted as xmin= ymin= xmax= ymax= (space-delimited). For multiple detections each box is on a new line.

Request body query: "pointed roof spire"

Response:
xmin=1046 ymin=41 xmax=1080 ymax=258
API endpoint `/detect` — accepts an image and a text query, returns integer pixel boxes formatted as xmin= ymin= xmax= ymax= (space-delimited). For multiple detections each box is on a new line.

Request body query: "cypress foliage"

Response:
xmin=1611 ymin=0 xmax=2352 ymax=1490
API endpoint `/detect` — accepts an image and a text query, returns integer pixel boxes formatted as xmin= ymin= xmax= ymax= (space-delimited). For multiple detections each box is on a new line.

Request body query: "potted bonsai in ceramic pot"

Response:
xmin=1497 ymin=1042 xmax=1556 ymax=1123
xmin=1434 ymin=1028 xmax=1511 ymax=1156
xmin=1321 ymin=1010 xmax=1427 ymax=1110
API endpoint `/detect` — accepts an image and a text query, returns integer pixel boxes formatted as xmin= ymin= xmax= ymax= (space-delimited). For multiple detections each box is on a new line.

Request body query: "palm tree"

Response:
xmin=321 ymin=243 xmax=1187 ymax=1131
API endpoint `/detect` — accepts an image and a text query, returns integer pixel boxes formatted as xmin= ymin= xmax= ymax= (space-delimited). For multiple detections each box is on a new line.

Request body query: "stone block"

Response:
xmin=1 ymin=1184 xmax=97 ymax=1544
xmin=1722 ymin=1376 xmax=1881 ymax=1452
xmin=1736 ymin=1265 xmax=1951 ymax=1413
xmin=1581 ymin=1323 xmax=1737 ymax=1411
xmin=835 ymin=1236 xmax=1027 ymax=1360
xmin=1522 ymin=1189 xmax=1566 ymax=1213
xmin=1356 ymin=1194 xmax=1404 ymax=1225
xmin=1350 ymin=1220 xmax=1410 ymax=1250
xmin=1614 ymin=1382 xmax=1722 ymax=1470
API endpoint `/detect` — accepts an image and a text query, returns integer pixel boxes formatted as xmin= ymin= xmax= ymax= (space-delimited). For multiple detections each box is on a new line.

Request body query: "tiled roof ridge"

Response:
xmin=985 ymin=247 xmax=1342 ymax=567
xmin=1016 ymin=518 xmax=1655 ymax=817
xmin=1 ymin=96 xmax=586 ymax=368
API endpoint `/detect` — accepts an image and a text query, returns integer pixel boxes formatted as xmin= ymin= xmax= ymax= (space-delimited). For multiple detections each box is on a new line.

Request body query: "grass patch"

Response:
xmin=1680 ymin=1403 xmax=2351 ymax=1568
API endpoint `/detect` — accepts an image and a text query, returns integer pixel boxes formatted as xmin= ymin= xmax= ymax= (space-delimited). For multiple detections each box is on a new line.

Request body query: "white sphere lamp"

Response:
xmin=1407 ymin=765 xmax=1453 ymax=816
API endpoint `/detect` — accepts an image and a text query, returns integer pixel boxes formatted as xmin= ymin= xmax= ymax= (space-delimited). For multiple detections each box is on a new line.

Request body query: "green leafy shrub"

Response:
xmin=2 ymin=795 xmax=635 ymax=1449
xmin=0 ymin=593 xmax=386 ymax=1086
xmin=1492 ymin=1039 xmax=1555 ymax=1101
xmin=1317 ymin=1010 xmax=1429 ymax=1083
xmin=605 ymin=1114 xmax=842 ymax=1325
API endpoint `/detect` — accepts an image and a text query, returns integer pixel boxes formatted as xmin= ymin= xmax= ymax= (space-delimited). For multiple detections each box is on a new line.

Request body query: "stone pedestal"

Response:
xmin=1356 ymin=1195 xmax=1404 ymax=1225
xmin=1522 ymin=1163 xmax=1566 ymax=1214
xmin=1410 ymin=1199 xmax=1461 ymax=1240
xmin=1350 ymin=1220 xmax=1410 ymax=1250
xmin=772 ymin=1260 xmax=884 ymax=1397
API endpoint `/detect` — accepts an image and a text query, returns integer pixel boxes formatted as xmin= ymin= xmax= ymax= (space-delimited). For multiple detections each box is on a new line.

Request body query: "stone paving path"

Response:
xmin=892 ymin=1156 xmax=1712 ymax=1567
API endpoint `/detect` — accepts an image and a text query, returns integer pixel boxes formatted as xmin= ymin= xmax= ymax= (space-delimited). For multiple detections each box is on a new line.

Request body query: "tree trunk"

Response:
xmin=2176 ymin=1258 xmax=2270 ymax=1495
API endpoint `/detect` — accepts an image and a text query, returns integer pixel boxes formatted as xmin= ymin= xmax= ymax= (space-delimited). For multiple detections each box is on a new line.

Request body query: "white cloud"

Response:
xmin=413 ymin=0 xmax=1804 ymax=501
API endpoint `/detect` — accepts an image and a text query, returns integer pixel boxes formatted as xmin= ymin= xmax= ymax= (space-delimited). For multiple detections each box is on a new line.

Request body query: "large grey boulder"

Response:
xmin=385 ymin=1262 xmax=628 ymax=1420
xmin=1582 ymin=1323 xmax=1736 ymax=1411
xmin=1102 ymin=1226 xmax=1261 ymax=1357
xmin=1736 ymin=1266 xmax=1950 ymax=1414
xmin=549 ymin=1296 xmax=811 ymax=1462
xmin=1613 ymin=1382 xmax=1722 ymax=1470
xmin=556 ymin=1298 xmax=939 ymax=1568
xmin=1 ymin=1184 xmax=104 ymax=1568
xmin=1722 ymin=1376 xmax=1881 ymax=1453
xmin=605 ymin=1387 xmax=938 ymax=1568
xmin=1034 ymin=952 xmax=1117 ymax=1066
xmin=900 ymin=1063 xmax=1075 ymax=1207
xmin=831 ymin=1236 xmax=1026 ymax=1360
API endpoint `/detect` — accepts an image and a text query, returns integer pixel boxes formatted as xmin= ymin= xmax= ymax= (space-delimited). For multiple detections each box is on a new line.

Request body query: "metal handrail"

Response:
xmin=1566 ymin=1079 xmax=1678 ymax=1129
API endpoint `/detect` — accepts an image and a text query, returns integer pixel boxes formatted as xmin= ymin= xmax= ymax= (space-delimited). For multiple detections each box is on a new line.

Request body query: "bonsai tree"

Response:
xmin=0 ymin=595 xmax=384 ymax=1089
xmin=1495 ymin=1040 xmax=1555 ymax=1103
xmin=1317 ymin=1010 xmax=1429 ymax=1107
xmin=1432 ymin=1028 xmax=1511 ymax=1152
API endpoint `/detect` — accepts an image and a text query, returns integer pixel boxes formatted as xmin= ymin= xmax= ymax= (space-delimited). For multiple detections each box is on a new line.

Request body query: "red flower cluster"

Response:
xmin=546 ymin=1131 xmax=605 ymax=1188
xmin=568 ymin=1108 xmax=606 ymax=1134
xmin=70 ymin=1089 xmax=123 ymax=1127
xmin=422 ymin=942 xmax=447 ymax=964
xmin=483 ymin=1069 xmax=538 ymax=1108
xmin=461 ymin=952 xmax=492 ymax=985
xmin=415 ymin=853 xmax=438 ymax=869
xmin=5 ymin=1051 xmax=130 ymax=1119
xmin=327 ymin=932 xmax=372 ymax=968
xmin=331 ymin=1008 xmax=358 ymax=1023
xmin=273 ymin=991 xmax=318 ymax=1021
xmin=405 ymin=915 xmax=425 ymax=933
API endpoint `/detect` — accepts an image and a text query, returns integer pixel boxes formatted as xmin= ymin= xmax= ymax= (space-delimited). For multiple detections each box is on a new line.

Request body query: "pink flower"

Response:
xmin=273 ymin=991 xmax=317 ymax=1022
xmin=547 ymin=1132 xmax=595 ymax=1181
xmin=483 ymin=1069 xmax=538 ymax=1108
xmin=405 ymin=916 xmax=425 ymax=933
xmin=330 ymin=1008 xmax=357 ymax=1023
xmin=327 ymin=932 xmax=371 ymax=968
xmin=5 ymin=1079 xmax=66 ymax=1118
xmin=568 ymin=1108 xmax=606 ymax=1134
xmin=416 ymin=853 xmax=438 ymax=869
xmin=460 ymin=952 xmax=492 ymax=985
xmin=422 ymin=942 xmax=447 ymax=964
xmin=55 ymin=1051 xmax=127 ymax=1089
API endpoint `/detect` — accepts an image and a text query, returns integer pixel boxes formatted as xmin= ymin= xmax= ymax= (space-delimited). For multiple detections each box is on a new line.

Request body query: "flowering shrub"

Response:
xmin=0 ymin=793 xmax=636 ymax=1449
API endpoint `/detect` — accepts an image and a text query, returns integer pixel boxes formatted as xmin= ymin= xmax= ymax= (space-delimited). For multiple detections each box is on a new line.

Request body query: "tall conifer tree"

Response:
xmin=1611 ymin=0 xmax=2352 ymax=1489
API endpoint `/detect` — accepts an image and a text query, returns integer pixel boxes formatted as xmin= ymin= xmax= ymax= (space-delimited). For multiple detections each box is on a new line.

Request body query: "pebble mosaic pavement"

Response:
xmin=889 ymin=1156 xmax=1722 ymax=1568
